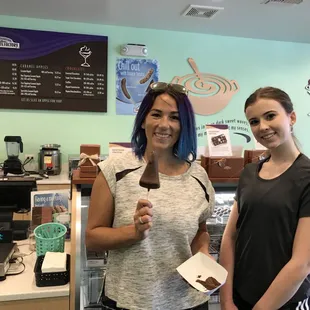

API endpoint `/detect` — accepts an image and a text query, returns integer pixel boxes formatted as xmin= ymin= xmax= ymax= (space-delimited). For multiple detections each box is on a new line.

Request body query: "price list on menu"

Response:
xmin=0 ymin=27 xmax=108 ymax=112
xmin=0 ymin=62 xmax=18 ymax=96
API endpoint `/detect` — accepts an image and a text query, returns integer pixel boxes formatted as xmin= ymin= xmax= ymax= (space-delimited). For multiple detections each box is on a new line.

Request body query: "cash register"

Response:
xmin=0 ymin=177 xmax=37 ymax=281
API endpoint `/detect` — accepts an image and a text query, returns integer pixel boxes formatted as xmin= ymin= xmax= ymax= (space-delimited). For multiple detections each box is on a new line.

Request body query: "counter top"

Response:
xmin=0 ymin=241 xmax=70 ymax=302
xmin=36 ymin=172 xmax=70 ymax=185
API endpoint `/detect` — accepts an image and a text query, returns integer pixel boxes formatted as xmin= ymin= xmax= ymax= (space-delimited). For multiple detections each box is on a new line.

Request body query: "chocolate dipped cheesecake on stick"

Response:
xmin=196 ymin=276 xmax=221 ymax=290
xmin=139 ymin=151 xmax=160 ymax=198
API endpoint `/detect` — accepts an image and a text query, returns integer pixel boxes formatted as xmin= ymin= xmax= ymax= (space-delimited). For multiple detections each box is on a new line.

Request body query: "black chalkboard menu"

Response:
xmin=0 ymin=27 xmax=108 ymax=112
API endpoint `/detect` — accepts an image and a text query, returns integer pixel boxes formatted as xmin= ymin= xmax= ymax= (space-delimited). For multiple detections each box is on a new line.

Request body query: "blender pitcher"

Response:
xmin=3 ymin=136 xmax=24 ymax=175
xmin=5 ymin=136 xmax=23 ymax=158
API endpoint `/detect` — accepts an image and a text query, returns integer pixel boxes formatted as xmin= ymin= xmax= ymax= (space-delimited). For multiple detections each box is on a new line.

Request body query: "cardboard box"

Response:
xmin=201 ymin=155 xmax=244 ymax=178
xmin=244 ymin=150 xmax=268 ymax=166
xmin=79 ymin=165 xmax=98 ymax=178
xmin=79 ymin=144 xmax=101 ymax=167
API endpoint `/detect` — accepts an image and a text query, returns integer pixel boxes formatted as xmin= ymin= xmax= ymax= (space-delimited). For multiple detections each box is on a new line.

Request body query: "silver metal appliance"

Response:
xmin=38 ymin=144 xmax=61 ymax=175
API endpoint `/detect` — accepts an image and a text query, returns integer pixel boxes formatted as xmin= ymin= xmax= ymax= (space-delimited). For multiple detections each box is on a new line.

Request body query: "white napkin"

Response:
xmin=41 ymin=252 xmax=67 ymax=273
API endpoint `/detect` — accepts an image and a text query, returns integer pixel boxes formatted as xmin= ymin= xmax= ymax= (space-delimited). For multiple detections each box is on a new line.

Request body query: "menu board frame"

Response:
xmin=0 ymin=27 xmax=108 ymax=112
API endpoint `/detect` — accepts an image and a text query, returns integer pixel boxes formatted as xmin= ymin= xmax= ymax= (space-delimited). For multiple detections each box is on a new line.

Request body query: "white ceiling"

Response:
xmin=1 ymin=0 xmax=310 ymax=43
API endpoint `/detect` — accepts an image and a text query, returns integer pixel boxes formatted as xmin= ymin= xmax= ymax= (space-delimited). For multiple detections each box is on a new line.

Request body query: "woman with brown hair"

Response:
xmin=220 ymin=87 xmax=310 ymax=310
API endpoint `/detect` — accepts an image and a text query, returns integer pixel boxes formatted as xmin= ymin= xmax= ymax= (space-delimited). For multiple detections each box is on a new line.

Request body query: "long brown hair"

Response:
xmin=244 ymin=87 xmax=301 ymax=150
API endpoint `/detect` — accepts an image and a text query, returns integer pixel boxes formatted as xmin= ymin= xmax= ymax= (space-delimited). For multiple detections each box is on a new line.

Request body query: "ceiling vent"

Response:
xmin=262 ymin=0 xmax=303 ymax=4
xmin=182 ymin=5 xmax=224 ymax=19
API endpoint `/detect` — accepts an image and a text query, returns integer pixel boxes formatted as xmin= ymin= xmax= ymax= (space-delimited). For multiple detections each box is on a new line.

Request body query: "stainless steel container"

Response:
xmin=39 ymin=144 xmax=61 ymax=175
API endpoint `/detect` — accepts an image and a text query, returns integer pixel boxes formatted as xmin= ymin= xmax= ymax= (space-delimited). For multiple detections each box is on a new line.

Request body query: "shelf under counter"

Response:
xmin=0 ymin=242 xmax=70 ymax=310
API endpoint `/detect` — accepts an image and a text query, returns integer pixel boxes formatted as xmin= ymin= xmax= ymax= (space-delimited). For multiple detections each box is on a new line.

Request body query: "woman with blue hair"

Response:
xmin=86 ymin=82 xmax=215 ymax=310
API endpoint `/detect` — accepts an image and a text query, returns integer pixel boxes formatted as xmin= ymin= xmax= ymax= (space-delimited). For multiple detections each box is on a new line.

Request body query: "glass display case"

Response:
xmin=207 ymin=182 xmax=237 ymax=309
xmin=71 ymin=181 xmax=237 ymax=310
xmin=71 ymin=187 xmax=107 ymax=310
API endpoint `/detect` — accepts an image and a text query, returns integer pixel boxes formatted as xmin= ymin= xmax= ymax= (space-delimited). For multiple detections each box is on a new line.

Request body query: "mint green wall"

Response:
xmin=1 ymin=15 xmax=310 ymax=164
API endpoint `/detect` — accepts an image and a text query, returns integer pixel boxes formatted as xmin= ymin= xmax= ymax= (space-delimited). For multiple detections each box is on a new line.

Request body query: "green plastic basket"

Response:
xmin=34 ymin=223 xmax=67 ymax=256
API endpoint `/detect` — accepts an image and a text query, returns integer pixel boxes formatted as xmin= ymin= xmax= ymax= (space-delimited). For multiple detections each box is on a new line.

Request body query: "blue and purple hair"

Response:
xmin=131 ymin=89 xmax=197 ymax=162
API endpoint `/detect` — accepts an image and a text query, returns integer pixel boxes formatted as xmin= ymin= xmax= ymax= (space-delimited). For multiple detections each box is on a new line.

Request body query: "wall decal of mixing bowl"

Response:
xmin=171 ymin=58 xmax=239 ymax=115
xmin=305 ymin=79 xmax=310 ymax=95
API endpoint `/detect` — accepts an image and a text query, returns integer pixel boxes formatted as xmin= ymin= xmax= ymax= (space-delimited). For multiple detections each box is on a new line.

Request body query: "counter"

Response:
xmin=36 ymin=172 xmax=70 ymax=185
xmin=0 ymin=241 xmax=70 ymax=309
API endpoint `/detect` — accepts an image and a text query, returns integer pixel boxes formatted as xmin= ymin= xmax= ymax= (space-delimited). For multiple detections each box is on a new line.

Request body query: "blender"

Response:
xmin=3 ymin=136 xmax=23 ymax=175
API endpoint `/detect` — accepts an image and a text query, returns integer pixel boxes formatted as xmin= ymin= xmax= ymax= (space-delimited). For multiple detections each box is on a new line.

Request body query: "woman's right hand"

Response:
xmin=221 ymin=300 xmax=238 ymax=310
xmin=133 ymin=199 xmax=153 ymax=240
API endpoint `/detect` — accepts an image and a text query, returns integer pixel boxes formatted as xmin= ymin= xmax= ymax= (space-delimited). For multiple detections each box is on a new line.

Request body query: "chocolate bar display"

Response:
xmin=211 ymin=134 xmax=228 ymax=147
